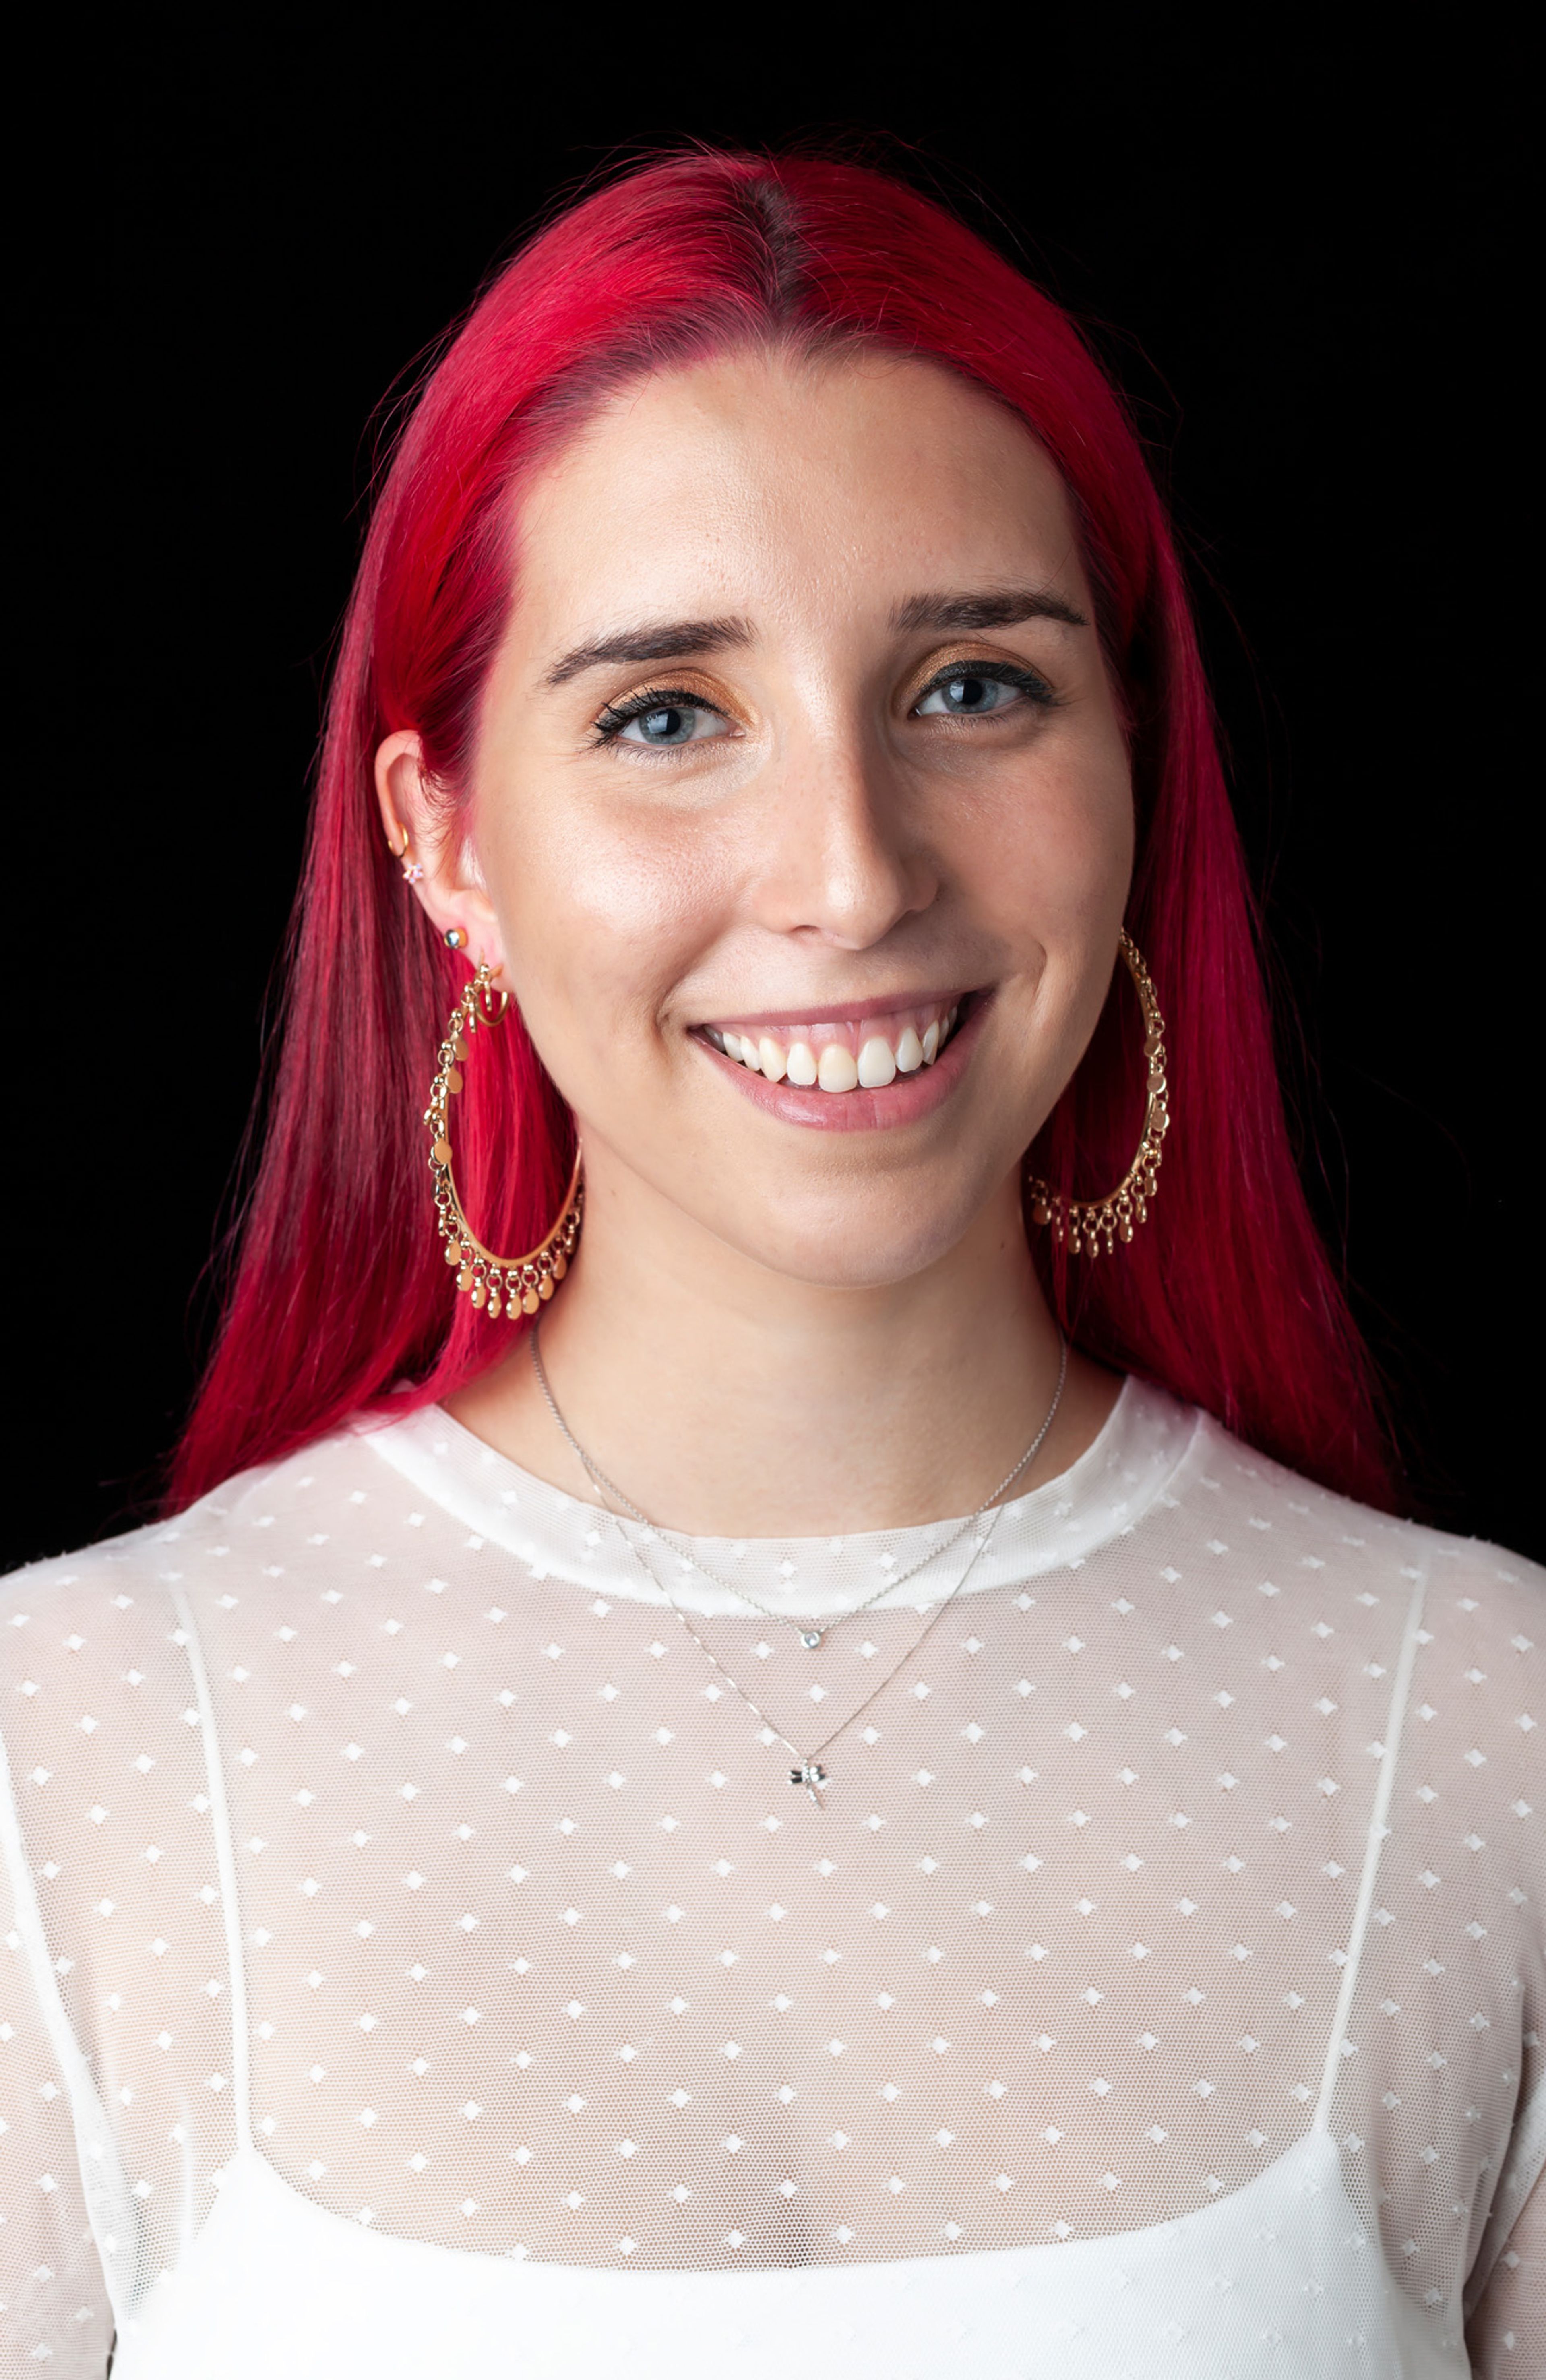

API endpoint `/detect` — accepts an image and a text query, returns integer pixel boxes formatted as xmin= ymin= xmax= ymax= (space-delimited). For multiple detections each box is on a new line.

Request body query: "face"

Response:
xmin=387 ymin=346 xmax=1134 ymax=1290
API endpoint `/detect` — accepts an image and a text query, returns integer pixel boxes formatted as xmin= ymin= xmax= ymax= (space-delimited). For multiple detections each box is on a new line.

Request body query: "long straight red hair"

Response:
xmin=170 ymin=151 xmax=1392 ymax=1512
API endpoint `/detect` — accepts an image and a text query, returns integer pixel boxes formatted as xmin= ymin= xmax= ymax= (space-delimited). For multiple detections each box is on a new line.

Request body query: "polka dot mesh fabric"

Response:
xmin=2 ymin=1380 xmax=1541 ymax=2374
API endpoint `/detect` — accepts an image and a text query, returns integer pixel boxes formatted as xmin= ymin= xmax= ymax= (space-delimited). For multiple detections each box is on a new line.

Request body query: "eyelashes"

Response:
xmin=589 ymin=659 xmax=1061 ymax=750
xmin=909 ymin=660 xmax=1059 ymax=717
xmin=591 ymin=688 xmax=734 ymax=749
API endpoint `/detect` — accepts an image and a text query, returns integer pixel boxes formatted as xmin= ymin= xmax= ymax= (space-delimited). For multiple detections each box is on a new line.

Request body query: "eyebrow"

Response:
xmin=544 ymin=616 xmax=755 ymax=687
xmin=542 ymin=586 xmax=1087 ymax=690
xmin=889 ymin=587 xmax=1087 ymax=634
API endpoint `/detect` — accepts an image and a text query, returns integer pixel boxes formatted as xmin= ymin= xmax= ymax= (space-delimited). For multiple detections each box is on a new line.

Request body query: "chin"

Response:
xmin=701 ymin=1172 xmax=1005 ymax=1295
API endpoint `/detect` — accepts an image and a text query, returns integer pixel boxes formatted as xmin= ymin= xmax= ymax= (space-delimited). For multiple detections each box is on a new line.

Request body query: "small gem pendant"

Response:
xmin=799 ymin=1628 xmax=823 ymax=1650
xmin=790 ymin=1760 xmax=828 ymax=1804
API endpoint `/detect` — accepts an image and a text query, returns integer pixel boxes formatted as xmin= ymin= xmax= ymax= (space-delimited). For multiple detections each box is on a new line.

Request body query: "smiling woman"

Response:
xmin=380 ymin=345 xmax=1135 ymax=1350
xmin=1 ymin=153 xmax=1539 ymax=2380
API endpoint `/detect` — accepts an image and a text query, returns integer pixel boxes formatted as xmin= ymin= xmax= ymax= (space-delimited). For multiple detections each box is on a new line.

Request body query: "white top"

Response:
xmin=1 ymin=1378 xmax=1540 ymax=2376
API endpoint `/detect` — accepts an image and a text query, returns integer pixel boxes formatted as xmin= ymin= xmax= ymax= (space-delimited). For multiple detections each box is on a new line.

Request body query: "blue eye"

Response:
xmin=599 ymin=694 xmax=735 ymax=747
xmin=914 ymin=669 xmax=1034 ymax=717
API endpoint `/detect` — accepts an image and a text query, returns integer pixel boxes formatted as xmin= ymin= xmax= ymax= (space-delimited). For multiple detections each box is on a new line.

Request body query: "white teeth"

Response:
xmin=709 ymin=1005 xmax=965 ymax=1090
xmin=818 ymin=1044 xmax=860 ymax=1093
xmin=857 ymin=1035 xmax=897 ymax=1089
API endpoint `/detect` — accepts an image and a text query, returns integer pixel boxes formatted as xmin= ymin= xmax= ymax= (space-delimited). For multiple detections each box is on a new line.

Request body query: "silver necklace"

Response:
xmin=530 ymin=1330 xmax=1068 ymax=1651
xmin=529 ymin=1330 xmax=1068 ymax=1803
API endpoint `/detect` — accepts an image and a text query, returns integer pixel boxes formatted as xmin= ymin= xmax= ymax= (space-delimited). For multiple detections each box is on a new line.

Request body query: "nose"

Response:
xmin=747 ymin=721 xmax=939 ymax=952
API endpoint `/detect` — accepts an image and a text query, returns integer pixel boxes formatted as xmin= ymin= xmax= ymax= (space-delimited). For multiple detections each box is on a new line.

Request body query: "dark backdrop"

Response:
xmin=9 ymin=14 xmax=1536 ymax=1572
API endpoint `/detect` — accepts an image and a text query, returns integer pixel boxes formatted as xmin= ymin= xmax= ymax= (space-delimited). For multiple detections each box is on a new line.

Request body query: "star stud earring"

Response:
xmin=388 ymin=825 xmax=425 ymax=883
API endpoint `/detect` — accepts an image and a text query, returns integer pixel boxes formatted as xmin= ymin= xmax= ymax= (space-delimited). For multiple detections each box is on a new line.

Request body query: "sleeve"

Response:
xmin=0 ymin=1848 xmax=114 ymax=2378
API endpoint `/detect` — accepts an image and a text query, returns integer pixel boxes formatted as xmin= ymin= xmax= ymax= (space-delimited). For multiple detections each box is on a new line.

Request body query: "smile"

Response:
xmin=691 ymin=992 xmax=987 ymax=1132
xmin=699 ymin=997 xmax=963 ymax=1091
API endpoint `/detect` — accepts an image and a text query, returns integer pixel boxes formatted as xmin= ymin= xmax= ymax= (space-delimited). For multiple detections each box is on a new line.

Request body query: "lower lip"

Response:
xmin=695 ymin=997 xmax=990 ymax=1132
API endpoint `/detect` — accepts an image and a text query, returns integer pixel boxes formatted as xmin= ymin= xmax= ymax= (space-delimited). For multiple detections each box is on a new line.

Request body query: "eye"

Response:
xmin=596 ymin=690 xmax=736 ymax=748
xmin=912 ymin=664 xmax=1052 ymax=718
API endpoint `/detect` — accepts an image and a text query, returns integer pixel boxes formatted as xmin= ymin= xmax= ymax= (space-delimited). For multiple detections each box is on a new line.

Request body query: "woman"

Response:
xmin=1 ymin=153 xmax=1538 ymax=2378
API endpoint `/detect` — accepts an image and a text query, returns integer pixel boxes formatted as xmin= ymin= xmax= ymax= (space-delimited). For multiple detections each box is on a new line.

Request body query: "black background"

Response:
xmin=9 ymin=14 xmax=1537 ymax=1572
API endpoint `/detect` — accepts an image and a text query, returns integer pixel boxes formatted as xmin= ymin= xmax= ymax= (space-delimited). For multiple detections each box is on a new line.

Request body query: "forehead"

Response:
xmin=510 ymin=347 xmax=1085 ymax=640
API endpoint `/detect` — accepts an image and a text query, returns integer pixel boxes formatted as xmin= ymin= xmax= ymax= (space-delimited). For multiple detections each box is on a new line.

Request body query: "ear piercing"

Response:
xmin=386 ymin=817 xmax=464 ymax=947
xmin=386 ymin=823 xmax=425 ymax=884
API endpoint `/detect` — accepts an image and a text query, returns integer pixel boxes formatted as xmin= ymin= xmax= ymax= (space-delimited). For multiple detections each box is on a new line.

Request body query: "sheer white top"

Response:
xmin=2 ymin=1379 xmax=1540 ymax=2374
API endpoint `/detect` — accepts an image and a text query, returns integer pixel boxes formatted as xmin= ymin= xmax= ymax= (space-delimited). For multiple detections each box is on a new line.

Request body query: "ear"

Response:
xmin=374 ymin=732 xmax=508 ymax=976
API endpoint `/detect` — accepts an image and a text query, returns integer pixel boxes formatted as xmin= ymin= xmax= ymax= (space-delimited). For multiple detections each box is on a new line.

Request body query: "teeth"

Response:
xmin=857 ymin=1035 xmax=897 ymax=1089
xmin=706 ymin=1002 xmax=965 ymax=1093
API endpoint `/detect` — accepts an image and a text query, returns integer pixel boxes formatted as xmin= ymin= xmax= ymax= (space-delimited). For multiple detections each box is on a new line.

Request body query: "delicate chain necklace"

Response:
xmin=529 ymin=1330 xmax=1068 ymax=1804
xmin=530 ymin=1330 xmax=1067 ymax=1651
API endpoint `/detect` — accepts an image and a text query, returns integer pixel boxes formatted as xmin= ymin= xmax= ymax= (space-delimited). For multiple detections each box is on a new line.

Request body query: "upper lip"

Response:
xmin=694 ymin=986 xmax=979 ymax=1031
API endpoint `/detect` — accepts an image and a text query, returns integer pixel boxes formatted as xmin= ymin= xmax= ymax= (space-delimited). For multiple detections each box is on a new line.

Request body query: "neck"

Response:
xmin=444 ymin=1153 xmax=1119 ymax=1537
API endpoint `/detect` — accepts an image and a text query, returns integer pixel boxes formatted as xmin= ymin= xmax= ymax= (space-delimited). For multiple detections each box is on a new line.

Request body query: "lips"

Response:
xmin=693 ymin=992 xmax=987 ymax=1131
xmin=699 ymin=998 xmax=963 ymax=1093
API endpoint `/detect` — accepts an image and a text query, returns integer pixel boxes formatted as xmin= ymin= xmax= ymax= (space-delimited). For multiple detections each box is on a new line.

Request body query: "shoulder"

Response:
xmin=0 ymin=1427 xmax=381 ymax=1693
xmin=1174 ymin=1404 xmax=1544 ymax=1610
xmin=1169 ymin=1407 xmax=1544 ymax=1789
xmin=1139 ymin=1403 xmax=1545 ymax=1720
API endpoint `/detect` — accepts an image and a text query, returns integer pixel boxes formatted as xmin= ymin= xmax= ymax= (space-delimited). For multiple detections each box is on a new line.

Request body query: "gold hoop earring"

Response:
xmin=426 ymin=962 xmax=583 ymax=1320
xmin=1026 ymin=930 xmax=1170 ymax=1258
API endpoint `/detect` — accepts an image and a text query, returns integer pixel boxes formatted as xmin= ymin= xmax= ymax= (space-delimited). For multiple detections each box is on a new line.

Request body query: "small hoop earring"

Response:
xmin=1026 ymin=930 xmax=1170 ymax=1258
xmin=384 ymin=820 xmax=425 ymax=882
xmin=427 ymin=961 xmax=583 ymax=1320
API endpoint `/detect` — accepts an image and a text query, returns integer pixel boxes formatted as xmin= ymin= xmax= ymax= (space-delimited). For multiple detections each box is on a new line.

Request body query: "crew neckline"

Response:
xmin=360 ymin=1373 xmax=1202 ymax=1616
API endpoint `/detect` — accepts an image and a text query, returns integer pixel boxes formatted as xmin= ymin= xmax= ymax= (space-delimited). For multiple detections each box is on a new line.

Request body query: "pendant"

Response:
xmin=790 ymin=1760 xmax=828 ymax=1804
xmin=799 ymin=1628 xmax=823 ymax=1650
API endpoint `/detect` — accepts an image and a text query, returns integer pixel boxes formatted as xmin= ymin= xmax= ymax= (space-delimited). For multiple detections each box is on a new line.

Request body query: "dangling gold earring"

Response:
xmin=426 ymin=961 xmax=583 ymax=1319
xmin=1026 ymin=930 xmax=1170 ymax=1258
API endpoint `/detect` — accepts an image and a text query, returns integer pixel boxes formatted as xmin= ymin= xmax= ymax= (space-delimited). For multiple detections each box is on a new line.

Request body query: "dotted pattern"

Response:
xmin=1 ymin=1382 xmax=1540 ymax=2375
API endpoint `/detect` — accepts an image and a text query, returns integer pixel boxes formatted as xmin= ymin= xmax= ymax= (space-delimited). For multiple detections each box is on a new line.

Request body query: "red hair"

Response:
xmin=170 ymin=151 xmax=1392 ymax=1511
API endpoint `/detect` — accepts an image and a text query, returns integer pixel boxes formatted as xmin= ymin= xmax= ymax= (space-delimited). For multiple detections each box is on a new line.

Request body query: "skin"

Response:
xmin=367 ymin=348 xmax=1546 ymax=2355
xmin=377 ymin=345 xmax=1133 ymax=1536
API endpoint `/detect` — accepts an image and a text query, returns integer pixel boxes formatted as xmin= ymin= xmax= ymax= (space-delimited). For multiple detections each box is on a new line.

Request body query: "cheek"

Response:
xmin=963 ymin=736 xmax=1134 ymax=953
xmin=480 ymin=790 xmax=729 ymax=1066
